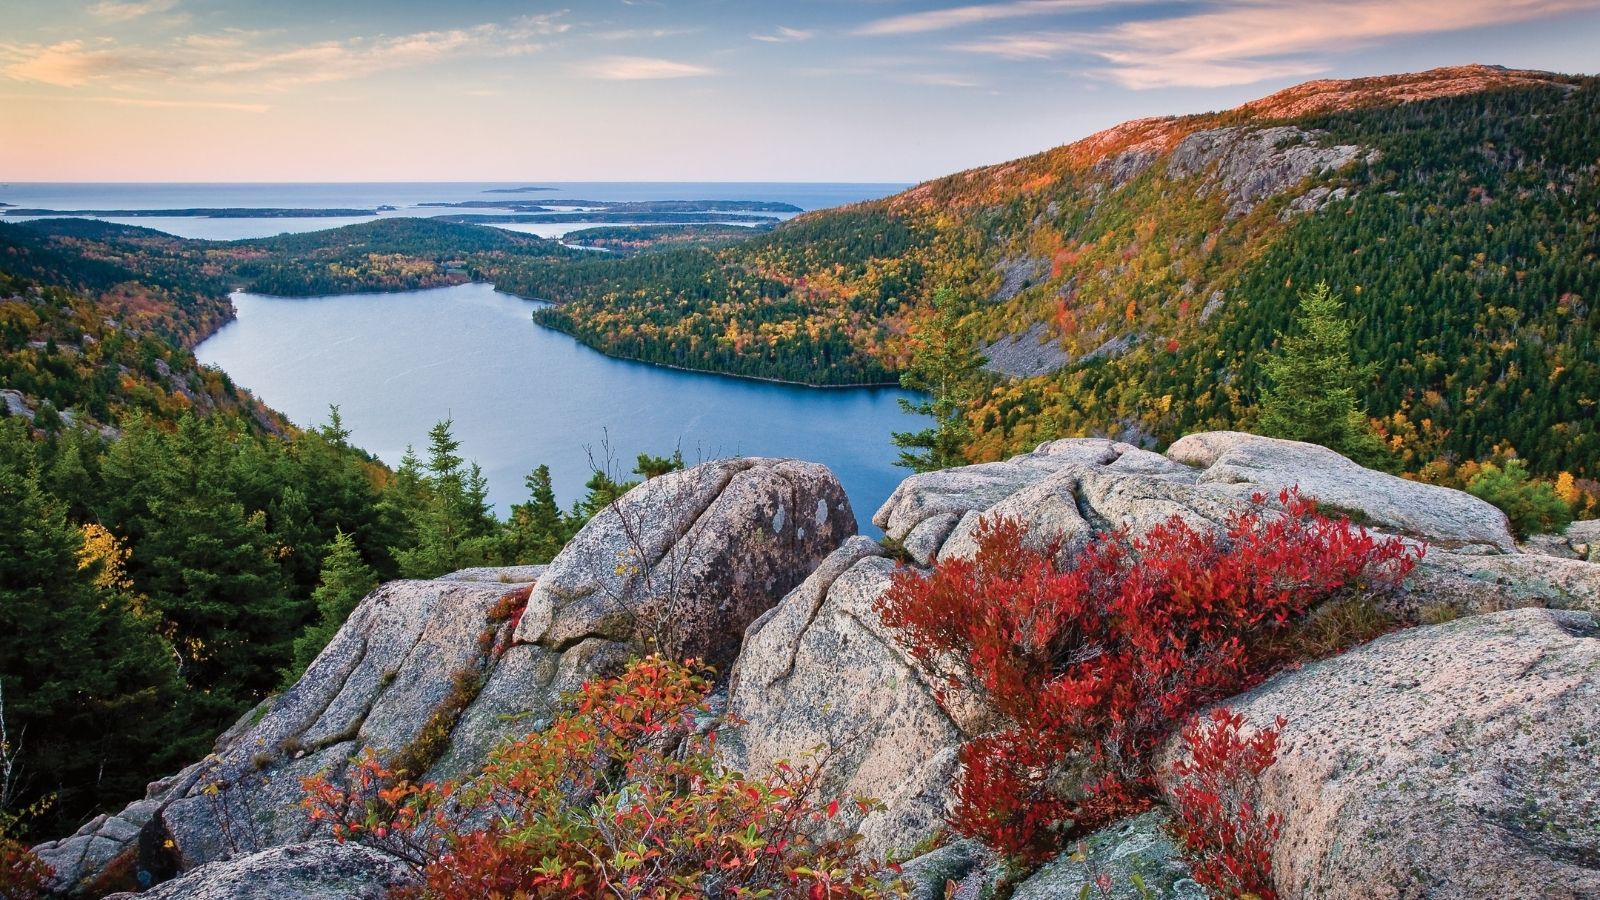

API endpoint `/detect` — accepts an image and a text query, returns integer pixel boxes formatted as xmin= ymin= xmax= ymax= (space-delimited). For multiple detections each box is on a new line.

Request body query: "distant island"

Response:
xmin=1 ymin=207 xmax=375 ymax=218
xmin=421 ymin=199 xmax=804 ymax=213
xmin=482 ymin=186 xmax=558 ymax=193
xmin=435 ymin=211 xmax=779 ymax=225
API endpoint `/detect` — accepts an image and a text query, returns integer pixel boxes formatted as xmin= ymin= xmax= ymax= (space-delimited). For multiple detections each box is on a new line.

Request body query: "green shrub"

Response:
xmin=1466 ymin=459 xmax=1574 ymax=538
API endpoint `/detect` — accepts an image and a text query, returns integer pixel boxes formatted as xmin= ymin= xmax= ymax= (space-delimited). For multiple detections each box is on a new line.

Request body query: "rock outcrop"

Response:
xmin=1165 ymin=126 xmax=1367 ymax=218
xmin=42 ymin=435 xmax=1600 ymax=897
xmin=105 ymin=841 xmax=413 ymax=900
xmin=1160 ymin=607 xmax=1600 ymax=899
xmin=726 ymin=431 xmax=1600 ymax=889
xmin=982 ymin=321 xmax=1071 ymax=379
xmin=37 ymin=458 xmax=852 ymax=896
xmin=1010 ymin=812 xmax=1203 ymax=900
xmin=513 ymin=457 xmax=853 ymax=669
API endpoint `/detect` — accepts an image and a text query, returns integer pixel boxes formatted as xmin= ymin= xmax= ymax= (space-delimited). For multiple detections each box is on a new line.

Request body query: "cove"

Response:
xmin=195 ymin=282 xmax=921 ymax=533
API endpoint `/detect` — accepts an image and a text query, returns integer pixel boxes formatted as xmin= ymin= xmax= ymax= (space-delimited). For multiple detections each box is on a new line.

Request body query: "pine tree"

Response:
xmin=1256 ymin=282 xmax=1390 ymax=468
xmin=0 ymin=420 xmax=186 ymax=834
xmin=634 ymin=449 xmax=684 ymax=479
xmin=893 ymin=288 xmax=985 ymax=472
xmin=97 ymin=416 xmax=300 ymax=726
xmin=394 ymin=419 xmax=500 ymax=578
xmin=286 ymin=529 xmax=377 ymax=680
xmin=503 ymin=464 xmax=572 ymax=564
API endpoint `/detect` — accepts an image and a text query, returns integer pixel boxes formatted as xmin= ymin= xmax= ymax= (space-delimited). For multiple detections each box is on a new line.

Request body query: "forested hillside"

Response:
xmin=515 ymin=66 xmax=1600 ymax=479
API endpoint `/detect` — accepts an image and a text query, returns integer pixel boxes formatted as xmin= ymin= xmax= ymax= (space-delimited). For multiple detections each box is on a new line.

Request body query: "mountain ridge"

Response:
xmin=521 ymin=64 xmax=1599 ymax=476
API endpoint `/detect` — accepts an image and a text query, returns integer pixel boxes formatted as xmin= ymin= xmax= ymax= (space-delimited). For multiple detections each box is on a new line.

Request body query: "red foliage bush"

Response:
xmin=875 ymin=490 xmax=1417 ymax=861
xmin=1165 ymin=709 xmax=1285 ymax=900
xmin=0 ymin=835 xmax=52 ymax=900
xmin=302 ymin=655 xmax=904 ymax=899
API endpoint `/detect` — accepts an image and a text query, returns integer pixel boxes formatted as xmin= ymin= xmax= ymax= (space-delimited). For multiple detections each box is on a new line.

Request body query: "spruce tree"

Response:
xmin=0 ymin=421 xmax=186 ymax=834
xmin=892 ymin=288 xmax=984 ymax=472
xmin=97 ymin=416 xmax=299 ymax=726
xmin=1257 ymin=282 xmax=1390 ymax=468
xmin=286 ymin=529 xmax=377 ymax=680
xmin=394 ymin=419 xmax=500 ymax=578
xmin=634 ymin=449 xmax=685 ymax=480
xmin=503 ymin=464 xmax=572 ymax=564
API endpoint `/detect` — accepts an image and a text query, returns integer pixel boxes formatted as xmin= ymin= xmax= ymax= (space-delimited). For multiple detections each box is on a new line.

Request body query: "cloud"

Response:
xmin=855 ymin=0 xmax=1132 ymax=36
xmin=952 ymin=0 xmax=1596 ymax=88
xmin=896 ymin=72 xmax=982 ymax=87
xmin=578 ymin=55 xmax=714 ymax=80
xmin=0 ymin=39 xmax=170 ymax=87
xmin=593 ymin=27 xmax=702 ymax=41
xmin=88 ymin=0 xmax=180 ymax=22
xmin=751 ymin=26 xmax=815 ymax=43
xmin=0 ymin=14 xmax=569 ymax=92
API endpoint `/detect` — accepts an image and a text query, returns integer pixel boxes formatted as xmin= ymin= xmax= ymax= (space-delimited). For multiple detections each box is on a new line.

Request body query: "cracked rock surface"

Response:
xmin=37 ymin=457 xmax=852 ymax=896
xmin=1159 ymin=607 xmax=1600 ymax=899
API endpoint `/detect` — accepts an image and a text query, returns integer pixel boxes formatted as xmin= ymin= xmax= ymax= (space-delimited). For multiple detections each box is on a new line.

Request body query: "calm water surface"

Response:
xmin=196 ymin=283 xmax=920 ymax=533
xmin=0 ymin=182 xmax=906 ymax=240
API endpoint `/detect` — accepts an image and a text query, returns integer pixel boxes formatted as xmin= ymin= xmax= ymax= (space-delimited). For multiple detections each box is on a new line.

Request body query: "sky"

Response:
xmin=2 ymin=0 xmax=1598 ymax=183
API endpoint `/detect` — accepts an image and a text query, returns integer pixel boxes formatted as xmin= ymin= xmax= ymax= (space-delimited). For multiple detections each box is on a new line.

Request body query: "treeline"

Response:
xmin=225 ymin=218 xmax=582 ymax=297
xmin=505 ymin=211 xmax=931 ymax=385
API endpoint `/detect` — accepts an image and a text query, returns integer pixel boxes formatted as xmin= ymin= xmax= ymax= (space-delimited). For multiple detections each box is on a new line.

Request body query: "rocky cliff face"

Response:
xmin=41 ymin=436 xmax=1600 ymax=898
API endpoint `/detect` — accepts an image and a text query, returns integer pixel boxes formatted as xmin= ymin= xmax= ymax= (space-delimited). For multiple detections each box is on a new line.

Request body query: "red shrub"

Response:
xmin=875 ymin=490 xmax=1416 ymax=860
xmin=1165 ymin=709 xmax=1285 ymax=900
xmin=0 ymin=835 xmax=52 ymax=900
xmin=302 ymin=656 xmax=904 ymax=899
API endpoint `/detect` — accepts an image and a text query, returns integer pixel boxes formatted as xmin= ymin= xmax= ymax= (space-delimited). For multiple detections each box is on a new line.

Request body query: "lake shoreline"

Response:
xmin=221 ymin=280 xmax=908 ymax=391
xmin=196 ymin=283 xmax=918 ymax=532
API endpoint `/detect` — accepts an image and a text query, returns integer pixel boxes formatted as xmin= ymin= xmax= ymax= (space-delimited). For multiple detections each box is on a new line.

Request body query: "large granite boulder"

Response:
xmin=38 ymin=458 xmax=853 ymax=895
xmin=724 ymin=537 xmax=977 ymax=859
xmin=1160 ymin=607 xmax=1600 ymax=899
xmin=514 ymin=457 xmax=854 ymax=668
xmin=1167 ymin=431 xmax=1514 ymax=551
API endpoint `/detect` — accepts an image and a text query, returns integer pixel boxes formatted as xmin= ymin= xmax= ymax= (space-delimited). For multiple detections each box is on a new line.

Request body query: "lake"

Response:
xmin=195 ymin=283 xmax=922 ymax=533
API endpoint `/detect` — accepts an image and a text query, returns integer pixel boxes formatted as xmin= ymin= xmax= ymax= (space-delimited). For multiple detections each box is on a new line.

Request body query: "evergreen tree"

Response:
xmin=0 ymin=420 xmax=186 ymax=834
xmin=1256 ymin=282 xmax=1390 ymax=468
xmin=577 ymin=468 xmax=636 ymax=519
xmin=393 ymin=419 xmax=500 ymax=578
xmin=97 ymin=416 xmax=300 ymax=726
xmin=892 ymin=288 xmax=985 ymax=472
xmin=634 ymin=449 xmax=685 ymax=479
xmin=503 ymin=464 xmax=572 ymax=564
xmin=286 ymin=529 xmax=377 ymax=680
